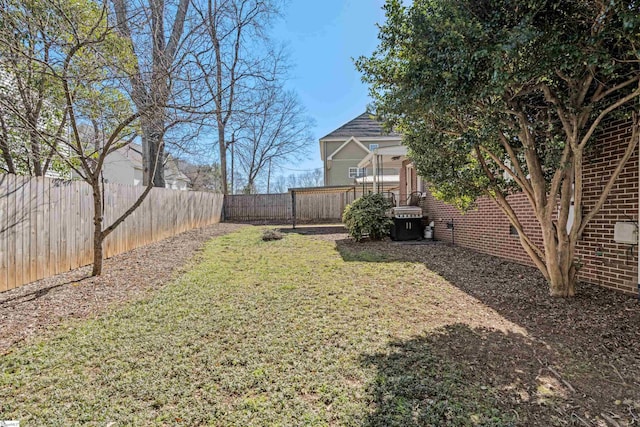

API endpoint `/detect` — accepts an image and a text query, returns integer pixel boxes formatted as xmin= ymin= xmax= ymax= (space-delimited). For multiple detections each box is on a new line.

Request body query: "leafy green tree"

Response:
xmin=0 ymin=0 xmax=156 ymax=276
xmin=57 ymin=0 xmax=155 ymax=276
xmin=358 ymin=0 xmax=640 ymax=297
xmin=0 ymin=0 xmax=70 ymax=177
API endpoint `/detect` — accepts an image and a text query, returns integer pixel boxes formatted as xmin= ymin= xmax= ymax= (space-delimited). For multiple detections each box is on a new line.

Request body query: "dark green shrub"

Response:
xmin=342 ymin=193 xmax=393 ymax=241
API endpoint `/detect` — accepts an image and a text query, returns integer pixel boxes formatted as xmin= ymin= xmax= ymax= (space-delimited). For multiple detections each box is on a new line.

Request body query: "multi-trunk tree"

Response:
xmin=358 ymin=0 xmax=640 ymax=297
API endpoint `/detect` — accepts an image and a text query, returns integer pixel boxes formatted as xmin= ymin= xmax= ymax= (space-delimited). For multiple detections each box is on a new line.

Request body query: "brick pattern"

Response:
xmin=420 ymin=119 xmax=638 ymax=295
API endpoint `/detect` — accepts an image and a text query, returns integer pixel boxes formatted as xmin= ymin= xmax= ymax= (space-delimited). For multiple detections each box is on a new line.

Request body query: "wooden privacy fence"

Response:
xmin=293 ymin=190 xmax=359 ymax=223
xmin=223 ymin=193 xmax=291 ymax=222
xmin=0 ymin=174 xmax=223 ymax=292
xmin=224 ymin=187 xmax=360 ymax=223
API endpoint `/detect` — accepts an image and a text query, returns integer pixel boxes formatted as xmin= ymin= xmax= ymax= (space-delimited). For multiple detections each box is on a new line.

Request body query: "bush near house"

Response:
xmin=342 ymin=193 xmax=393 ymax=241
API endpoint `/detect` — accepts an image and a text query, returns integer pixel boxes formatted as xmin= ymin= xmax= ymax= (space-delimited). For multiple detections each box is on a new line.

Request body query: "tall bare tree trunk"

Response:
xmin=111 ymin=0 xmax=189 ymax=188
xmin=218 ymin=127 xmax=228 ymax=194
xmin=0 ymin=113 xmax=16 ymax=174
xmin=141 ymin=117 xmax=166 ymax=187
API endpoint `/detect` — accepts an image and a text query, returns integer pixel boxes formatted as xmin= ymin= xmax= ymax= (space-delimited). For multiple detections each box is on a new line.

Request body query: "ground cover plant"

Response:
xmin=0 ymin=226 xmax=638 ymax=425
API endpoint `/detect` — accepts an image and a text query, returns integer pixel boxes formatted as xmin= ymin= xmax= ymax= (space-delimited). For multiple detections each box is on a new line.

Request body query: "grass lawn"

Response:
xmin=0 ymin=226 xmax=619 ymax=425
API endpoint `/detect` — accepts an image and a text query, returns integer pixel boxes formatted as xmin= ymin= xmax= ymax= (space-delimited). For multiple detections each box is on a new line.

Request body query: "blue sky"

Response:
xmin=272 ymin=0 xmax=388 ymax=175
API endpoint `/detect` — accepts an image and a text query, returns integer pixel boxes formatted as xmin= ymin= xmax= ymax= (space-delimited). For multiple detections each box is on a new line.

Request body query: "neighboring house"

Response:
xmin=102 ymin=144 xmax=142 ymax=186
xmin=102 ymin=143 xmax=191 ymax=190
xmin=164 ymin=156 xmax=191 ymax=190
xmin=320 ymin=112 xmax=403 ymax=189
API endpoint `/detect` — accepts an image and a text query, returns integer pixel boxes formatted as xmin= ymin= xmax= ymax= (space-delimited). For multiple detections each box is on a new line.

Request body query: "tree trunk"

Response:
xmin=0 ymin=113 xmax=16 ymax=174
xmin=142 ymin=117 xmax=165 ymax=188
xmin=218 ymin=127 xmax=228 ymax=194
xmin=91 ymin=183 xmax=104 ymax=276
xmin=29 ymin=127 xmax=43 ymax=176
xmin=541 ymin=226 xmax=577 ymax=297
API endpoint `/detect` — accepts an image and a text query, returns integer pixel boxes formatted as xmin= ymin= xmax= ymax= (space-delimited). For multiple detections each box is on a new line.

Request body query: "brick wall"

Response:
xmin=420 ymin=119 xmax=638 ymax=295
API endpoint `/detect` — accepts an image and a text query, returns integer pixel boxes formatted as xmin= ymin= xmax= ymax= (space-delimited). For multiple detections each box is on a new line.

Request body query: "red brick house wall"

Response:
xmin=416 ymin=119 xmax=639 ymax=295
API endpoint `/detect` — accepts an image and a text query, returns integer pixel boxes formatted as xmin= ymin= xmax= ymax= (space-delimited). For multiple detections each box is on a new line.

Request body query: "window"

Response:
xmin=509 ymin=224 xmax=518 ymax=236
xmin=348 ymin=167 xmax=366 ymax=178
xmin=369 ymin=143 xmax=379 ymax=151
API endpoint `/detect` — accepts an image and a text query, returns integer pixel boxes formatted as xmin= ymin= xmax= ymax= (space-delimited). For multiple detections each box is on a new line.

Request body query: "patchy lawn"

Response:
xmin=1 ymin=226 xmax=639 ymax=426
xmin=0 ymin=223 xmax=246 ymax=352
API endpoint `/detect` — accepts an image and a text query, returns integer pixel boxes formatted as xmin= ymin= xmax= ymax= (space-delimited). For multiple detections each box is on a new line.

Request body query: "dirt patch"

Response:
xmin=0 ymin=222 xmax=245 ymax=353
xmin=336 ymin=236 xmax=640 ymax=426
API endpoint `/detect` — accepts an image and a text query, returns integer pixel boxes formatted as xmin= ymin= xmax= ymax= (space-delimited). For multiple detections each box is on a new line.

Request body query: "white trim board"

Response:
xmin=327 ymin=136 xmax=370 ymax=161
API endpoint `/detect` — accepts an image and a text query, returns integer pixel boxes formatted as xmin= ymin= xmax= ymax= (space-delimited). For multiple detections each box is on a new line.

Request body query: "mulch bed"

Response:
xmin=0 ymin=222 xmax=245 ymax=353
xmin=335 ymin=235 xmax=640 ymax=426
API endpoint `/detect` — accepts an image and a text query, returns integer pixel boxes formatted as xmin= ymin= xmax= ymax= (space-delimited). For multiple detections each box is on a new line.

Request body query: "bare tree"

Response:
xmin=296 ymin=169 xmax=323 ymax=188
xmin=269 ymin=174 xmax=287 ymax=193
xmin=111 ymin=0 xmax=191 ymax=187
xmin=175 ymin=159 xmax=223 ymax=191
xmin=235 ymin=86 xmax=313 ymax=193
xmin=191 ymin=0 xmax=282 ymax=194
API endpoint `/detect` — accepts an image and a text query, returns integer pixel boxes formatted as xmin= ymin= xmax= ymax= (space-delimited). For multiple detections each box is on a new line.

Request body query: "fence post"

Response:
xmin=291 ymin=191 xmax=296 ymax=229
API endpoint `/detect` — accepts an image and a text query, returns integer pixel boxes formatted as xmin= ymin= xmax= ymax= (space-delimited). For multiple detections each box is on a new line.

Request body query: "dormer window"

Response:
xmin=369 ymin=143 xmax=379 ymax=151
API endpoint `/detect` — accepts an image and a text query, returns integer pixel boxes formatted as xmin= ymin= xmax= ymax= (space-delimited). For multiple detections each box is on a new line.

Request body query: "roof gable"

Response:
xmin=320 ymin=112 xmax=401 ymax=140
xmin=327 ymin=136 xmax=369 ymax=161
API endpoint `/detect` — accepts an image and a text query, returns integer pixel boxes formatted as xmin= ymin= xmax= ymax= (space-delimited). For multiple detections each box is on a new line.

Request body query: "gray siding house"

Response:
xmin=319 ymin=112 xmax=403 ymax=187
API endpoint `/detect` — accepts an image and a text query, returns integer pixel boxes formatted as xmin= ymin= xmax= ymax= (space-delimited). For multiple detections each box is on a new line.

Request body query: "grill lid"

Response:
xmin=389 ymin=206 xmax=423 ymax=218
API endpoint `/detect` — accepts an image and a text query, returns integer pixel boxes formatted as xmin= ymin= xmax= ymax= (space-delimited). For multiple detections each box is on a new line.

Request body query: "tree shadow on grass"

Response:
xmin=363 ymin=324 xmax=574 ymax=427
xmin=337 ymin=238 xmax=640 ymax=425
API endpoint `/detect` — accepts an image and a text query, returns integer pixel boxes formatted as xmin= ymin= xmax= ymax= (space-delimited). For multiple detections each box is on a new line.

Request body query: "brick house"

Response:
xmin=398 ymin=118 xmax=639 ymax=295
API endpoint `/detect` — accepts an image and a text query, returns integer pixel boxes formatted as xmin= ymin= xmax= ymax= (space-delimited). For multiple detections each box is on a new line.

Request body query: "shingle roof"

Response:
xmin=320 ymin=112 xmax=401 ymax=140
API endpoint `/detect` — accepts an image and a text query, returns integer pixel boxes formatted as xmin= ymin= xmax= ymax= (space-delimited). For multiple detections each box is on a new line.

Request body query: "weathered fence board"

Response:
xmin=224 ymin=193 xmax=292 ymax=222
xmin=0 ymin=174 xmax=224 ymax=292
xmin=224 ymin=190 xmax=361 ymax=223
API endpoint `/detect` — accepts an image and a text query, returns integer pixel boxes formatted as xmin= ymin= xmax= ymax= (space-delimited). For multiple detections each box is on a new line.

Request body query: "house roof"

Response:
xmin=319 ymin=112 xmax=401 ymax=140
xmin=357 ymin=145 xmax=408 ymax=169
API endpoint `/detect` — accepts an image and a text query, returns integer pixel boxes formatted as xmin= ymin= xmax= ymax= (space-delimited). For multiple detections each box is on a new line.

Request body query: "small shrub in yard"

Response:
xmin=342 ymin=193 xmax=393 ymax=242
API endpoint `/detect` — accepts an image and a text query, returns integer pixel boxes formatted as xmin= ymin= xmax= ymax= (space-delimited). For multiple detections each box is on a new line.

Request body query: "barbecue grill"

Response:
xmin=389 ymin=206 xmax=423 ymax=241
